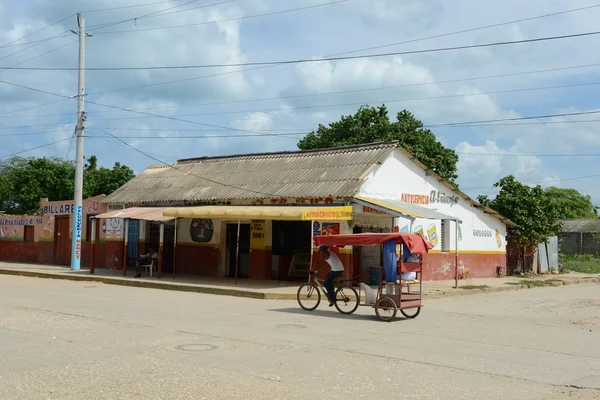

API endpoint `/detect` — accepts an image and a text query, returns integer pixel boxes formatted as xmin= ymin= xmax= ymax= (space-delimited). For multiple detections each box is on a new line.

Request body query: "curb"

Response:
xmin=0 ymin=269 xmax=267 ymax=300
xmin=1 ymin=268 xmax=598 ymax=301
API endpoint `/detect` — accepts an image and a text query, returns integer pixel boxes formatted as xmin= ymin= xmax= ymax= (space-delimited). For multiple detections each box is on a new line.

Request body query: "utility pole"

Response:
xmin=70 ymin=13 xmax=92 ymax=271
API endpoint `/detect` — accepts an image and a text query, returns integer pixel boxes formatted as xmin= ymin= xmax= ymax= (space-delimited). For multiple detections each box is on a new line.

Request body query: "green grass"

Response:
xmin=560 ymin=254 xmax=600 ymax=274
xmin=458 ymin=285 xmax=490 ymax=290
xmin=507 ymin=279 xmax=564 ymax=288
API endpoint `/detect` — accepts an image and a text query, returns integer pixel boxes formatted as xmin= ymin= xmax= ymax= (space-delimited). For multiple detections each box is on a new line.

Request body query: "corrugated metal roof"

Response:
xmin=560 ymin=219 xmax=600 ymax=232
xmin=103 ymin=142 xmax=396 ymax=205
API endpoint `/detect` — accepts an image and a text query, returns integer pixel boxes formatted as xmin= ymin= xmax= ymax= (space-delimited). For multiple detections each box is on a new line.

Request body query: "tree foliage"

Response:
xmin=543 ymin=186 xmax=597 ymax=219
xmin=0 ymin=155 xmax=134 ymax=215
xmin=477 ymin=175 xmax=562 ymax=245
xmin=297 ymin=105 xmax=459 ymax=185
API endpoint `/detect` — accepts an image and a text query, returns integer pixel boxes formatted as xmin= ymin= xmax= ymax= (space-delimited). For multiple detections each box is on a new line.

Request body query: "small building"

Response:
xmin=0 ymin=195 xmax=108 ymax=266
xmin=95 ymin=142 xmax=512 ymax=281
xmin=559 ymin=219 xmax=600 ymax=255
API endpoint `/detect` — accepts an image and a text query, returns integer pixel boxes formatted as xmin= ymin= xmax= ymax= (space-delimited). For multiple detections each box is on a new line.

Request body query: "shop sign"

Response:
xmin=104 ymin=204 xmax=124 ymax=239
xmin=430 ymin=190 xmax=459 ymax=206
xmin=42 ymin=200 xmax=101 ymax=215
xmin=301 ymin=206 xmax=352 ymax=221
xmin=250 ymin=220 xmax=266 ymax=249
xmin=362 ymin=205 xmax=387 ymax=215
xmin=400 ymin=193 xmax=430 ymax=205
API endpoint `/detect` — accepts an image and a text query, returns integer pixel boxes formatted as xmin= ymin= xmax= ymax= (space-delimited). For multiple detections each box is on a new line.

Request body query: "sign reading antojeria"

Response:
xmin=429 ymin=190 xmax=459 ymax=206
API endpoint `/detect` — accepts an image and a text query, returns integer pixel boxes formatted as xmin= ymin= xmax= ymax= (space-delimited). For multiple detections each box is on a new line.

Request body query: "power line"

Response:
xmin=323 ymin=3 xmax=600 ymax=57
xmin=77 ymin=80 xmax=600 ymax=121
xmin=88 ymin=0 xmax=228 ymax=31
xmin=83 ymin=7 xmax=600 ymax=96
xmin=464 ymin=173 xmax=600 ymax=191
xmin=0 ymin=79 xmax=74 ymax=99
xmin=0 ymin=99 xmax=72 ymax=117
xmin=0 ymin=31 xmax=71 ymax=64
xmin=2 ymin=61 xmax=591 ymax=116
xmin=86 ymin=131 xmax=302 ymax=140
xmin=423 ymin=110 xmax=600 ymax=128
xmin=7 ymin=30 xmax=600 ymax=72
xmin=91 ymin=0 xmax=348 ymax=34
xmin=82 ymin=0 xmax=194 ymax=13
xmin=2 ymin=39 xmax=78 ymax=70
xmin=84 ymin=99 xmax=299 ymax=139
xmin=0 ymin=14 xmax=74 ymax=49
xmin=97 ymin=128 xmax=280 ymax=197
xmin=457 ymin=152 xmax=600 ymax=157
xmin=0 ymin=138 xmax=72 ymax=159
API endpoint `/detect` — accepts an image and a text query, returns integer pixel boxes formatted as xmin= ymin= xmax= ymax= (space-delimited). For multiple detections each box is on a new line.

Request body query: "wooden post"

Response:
xmin=454 ymin=220 xmax=459 ymax=289
xmin=158 ymin=222 xmax=164 ymax=279
xmin=235 ymin=219 xmax=240 ymax=284
xmin=173 ymin=218 xmax=178 ymax=279
xmin=308 ymin=220 xmax=314 ymax=283
xmin=90 ymin=218 xmax=96 ymax=274
xmin=122 ymin=219 xmax=129 ymax=276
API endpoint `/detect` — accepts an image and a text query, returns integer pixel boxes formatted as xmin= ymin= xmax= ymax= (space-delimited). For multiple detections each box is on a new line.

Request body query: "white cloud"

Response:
xmin=1 ymin=0 xmax=600 ymax=203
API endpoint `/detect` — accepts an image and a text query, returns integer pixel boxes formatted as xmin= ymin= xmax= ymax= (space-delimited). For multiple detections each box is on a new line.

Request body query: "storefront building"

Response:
xmin=0 ymin=195 xmax=108 ymax=266
xmin=96 ymin=142 xmax=512 ymax=281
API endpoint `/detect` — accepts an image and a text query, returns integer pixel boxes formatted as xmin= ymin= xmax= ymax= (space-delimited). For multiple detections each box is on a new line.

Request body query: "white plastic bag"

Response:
xmin=359 ymin=282 xmax=376 ymax=305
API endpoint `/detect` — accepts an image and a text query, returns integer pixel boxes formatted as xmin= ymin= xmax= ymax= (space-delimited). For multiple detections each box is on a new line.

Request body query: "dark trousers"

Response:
xmin=325 ymin=270 xmax=343 ymax=301
xmin=136 ymin=255 xmax=150 ymax=274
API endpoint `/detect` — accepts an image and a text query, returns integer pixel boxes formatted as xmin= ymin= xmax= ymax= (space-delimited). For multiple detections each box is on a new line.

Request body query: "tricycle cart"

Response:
xmin=300 ymin=232 xmax=432 ymax=322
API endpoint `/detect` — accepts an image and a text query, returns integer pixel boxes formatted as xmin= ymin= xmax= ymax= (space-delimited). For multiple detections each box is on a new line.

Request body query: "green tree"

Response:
xmin=83 ymin=155 xmax=135 ymax=199
xmin=298 ymin=105 xmax=459 ymax=185
xmin=477 ymin=175 xmax=562 ymax=246
xmin=0 ymin=157 xmax=75 ymax=214
xmin=0 ymin=155 xmax=135 ymax=215
xmin=543 ymin=186 xmax=597 ymax=219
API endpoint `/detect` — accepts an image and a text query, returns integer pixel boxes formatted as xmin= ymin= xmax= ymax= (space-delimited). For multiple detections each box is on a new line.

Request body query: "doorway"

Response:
xmin=226 ymin=223 xmax=250 ymax=278
xmin=54 ymin=215 xmax=71 ymax=265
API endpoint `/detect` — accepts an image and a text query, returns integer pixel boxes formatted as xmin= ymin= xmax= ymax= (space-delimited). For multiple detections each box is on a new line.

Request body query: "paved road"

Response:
xmin=0 ymin=275 xmax=598 ymax=400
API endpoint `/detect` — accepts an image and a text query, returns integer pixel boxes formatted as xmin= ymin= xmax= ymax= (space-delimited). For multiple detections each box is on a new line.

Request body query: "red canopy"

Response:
xmin=313 ymin=232 xmax=434 ymax=255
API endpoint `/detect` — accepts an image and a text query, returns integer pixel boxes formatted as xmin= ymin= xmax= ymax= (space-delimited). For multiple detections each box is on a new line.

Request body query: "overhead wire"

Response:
xmin=5 ymin=30 xmax=600 ymax=71
xmin=77 ymin=80 xmax=600 ymax=121
xmin=4 ymin=62 xmax=598 ymax=118
xmin=96 ymin=128 xmax=281 ymax=197
xmin=82 ymin=0 xmax=196 ymax=13
xmin=81 ymin=5 xmax=600 ymax=96
xmin=91 ymin=0 xmax=348 ymax=34
xmin=0 ymin=138 xmax=73 ymax=159
xmin=0 ymin=14 xmax=74 ymax=49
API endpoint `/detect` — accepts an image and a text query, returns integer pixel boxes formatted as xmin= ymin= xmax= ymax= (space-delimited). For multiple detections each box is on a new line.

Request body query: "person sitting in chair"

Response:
xmin=317 ymin=245 xmax=345 ymax=307
xmin=135 ymin=246 xmax=158 ymax=278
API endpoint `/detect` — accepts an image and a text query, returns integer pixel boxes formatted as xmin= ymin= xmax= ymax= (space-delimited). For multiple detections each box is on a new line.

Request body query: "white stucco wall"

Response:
xmin=357 ymin=149 xmax=507 ymax=254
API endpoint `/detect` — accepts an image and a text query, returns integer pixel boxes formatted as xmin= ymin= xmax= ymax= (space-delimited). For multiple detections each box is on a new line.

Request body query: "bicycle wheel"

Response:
xmin=400 ymin=307 xmax=421 ymax=319
xmin=297 ymin=283 xmax=321 ymax=311
xmin=375 ymin=296 xmax=397 ymax=322
xmin=334 ymin=285 xmax=359 ymax=315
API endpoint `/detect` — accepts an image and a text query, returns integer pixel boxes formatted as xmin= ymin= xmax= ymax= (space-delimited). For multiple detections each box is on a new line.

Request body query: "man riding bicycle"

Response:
xmin=317 ymin=245 xmax=345 ymax=306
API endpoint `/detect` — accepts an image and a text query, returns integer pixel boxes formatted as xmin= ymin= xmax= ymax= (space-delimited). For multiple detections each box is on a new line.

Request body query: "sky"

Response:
xmin=1 ymin=0 xmax=600 ymax=204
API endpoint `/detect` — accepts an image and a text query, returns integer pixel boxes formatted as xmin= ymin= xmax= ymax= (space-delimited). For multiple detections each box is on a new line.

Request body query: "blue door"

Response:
xmin=128 ymin=220 xmax=140 ymax=259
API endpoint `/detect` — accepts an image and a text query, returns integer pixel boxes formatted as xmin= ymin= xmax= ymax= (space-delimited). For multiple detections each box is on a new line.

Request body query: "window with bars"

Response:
xmin=441 ymin=220 xmax=450 ymax=253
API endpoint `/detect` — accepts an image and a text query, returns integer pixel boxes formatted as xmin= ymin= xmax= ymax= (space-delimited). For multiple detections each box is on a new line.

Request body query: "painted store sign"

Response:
xmin=401 ymin=190 xmax=459 ymax=207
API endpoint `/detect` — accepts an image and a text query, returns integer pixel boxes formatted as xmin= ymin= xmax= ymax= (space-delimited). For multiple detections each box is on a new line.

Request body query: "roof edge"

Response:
xmin=176 ymin=141 xmax=398 ymax=163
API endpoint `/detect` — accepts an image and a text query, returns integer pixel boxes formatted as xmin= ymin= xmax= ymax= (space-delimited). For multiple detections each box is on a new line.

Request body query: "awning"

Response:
xmin=314 ymin=232 xmax=434 ymax=254
xmin=93 ymin=207 xmax=175 ymax=222
xmin=353 ymin=196 xmax=461 ymax=222
xmin=163 ymin=205 xmax=353 ymax=221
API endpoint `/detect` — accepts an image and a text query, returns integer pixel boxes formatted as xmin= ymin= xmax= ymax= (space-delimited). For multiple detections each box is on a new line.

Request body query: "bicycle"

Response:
xmin=297 ymin=270 xmax=360 ymax=315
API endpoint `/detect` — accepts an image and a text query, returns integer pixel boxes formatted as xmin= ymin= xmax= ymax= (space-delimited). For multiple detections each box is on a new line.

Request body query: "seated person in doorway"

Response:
xmin=317 ymin=245 xmax=345 ymax=307
xmin=135 ymin=246 xmax=158 ymax=278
